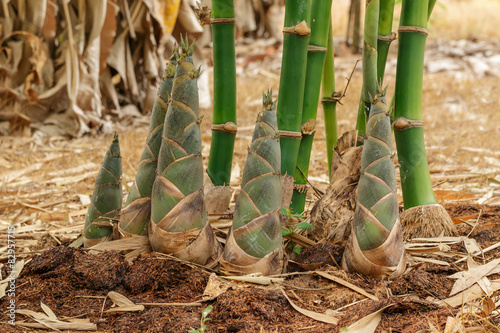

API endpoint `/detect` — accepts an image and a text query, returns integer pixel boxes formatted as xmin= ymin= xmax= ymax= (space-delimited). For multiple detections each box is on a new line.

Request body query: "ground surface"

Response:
xmin=2 ymin=2 xmax=500 ymax=331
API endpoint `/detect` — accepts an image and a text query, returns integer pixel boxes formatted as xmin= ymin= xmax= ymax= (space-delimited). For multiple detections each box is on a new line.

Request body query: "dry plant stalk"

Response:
xmin=148 ymin=40 xmax=219 ymax=266
xmin=220 ymin=91 xmax=283 ymax=276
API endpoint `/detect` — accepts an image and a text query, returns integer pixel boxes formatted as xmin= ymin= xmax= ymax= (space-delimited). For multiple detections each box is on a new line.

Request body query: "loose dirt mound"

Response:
xmin=1 ymin=204 xmax=499 ymax=332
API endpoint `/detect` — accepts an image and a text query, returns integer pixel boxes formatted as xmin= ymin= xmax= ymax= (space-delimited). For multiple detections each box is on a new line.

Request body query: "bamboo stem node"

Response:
xmin=307 ymin=45 xmax=328 ymax=52
xmin=300 ymin=119 xmax=316 ymax=135
xmin=392 ymin=117 xmax=424 ymax=130
xmin=279 ymin=130 xmax=302 ymax=139
xmin=398 ymin=26 xmax=428 ymax=35
xmin=283 ymin=20 xmax=311 ymax=36
xmin=211 ymin=121 xmax=237 ymax=134
xmin=293 ymin=184 xmax=309 ymax=193
xmin=377 ymin=32 xmax=397 ymax=42
xmin=210 ymin=17 xmax=236 ymax=24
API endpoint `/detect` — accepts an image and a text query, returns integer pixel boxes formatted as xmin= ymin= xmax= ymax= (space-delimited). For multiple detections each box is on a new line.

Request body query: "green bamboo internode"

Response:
xmin=276 ymin=0 xmax=311 ymax=181
xmin=355 ymin=0 xmax=379 ymax=137
xmin=149 ymin=40 xmax=219 ymax=265
xmin=119 ymin=49 xmax=180 ymax=237
xmin=83 ymin=133 xmax=122 ymax=247
xmin=393 ymin=0 xmax=456 ymax=238
xmin=207 ymin=0 xmax=237 ymax=193
xmin=342 ymin=92 xmax=405 ymax=278
xmin=322 ymin=21 xmax=338 ymax=180
xmin=291 ymin=0 xmax=333 ymax=213
xmin=377 ymin=0 xmax=395 ymax=84
xmin=221 ymin=91 xmax=283 ymax=276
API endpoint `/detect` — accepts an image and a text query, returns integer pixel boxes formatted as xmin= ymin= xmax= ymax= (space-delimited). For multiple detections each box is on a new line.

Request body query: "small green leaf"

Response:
xmin=295 ymin=222 xmax=314 ymax=230
xmin=188 ymin=330 xmax=199 ymax=333
xmin=280 ymin=207 xmax=290 ymax=215
xmin=201 ymin=305 xmax=213 ymax=317
xmin=282 ymin=227 xmax=292 ymax=236
xmin=292 ymin=213 xmax=303 ymax=219
xmin=293 ymin=246 xmax=302 ymax=254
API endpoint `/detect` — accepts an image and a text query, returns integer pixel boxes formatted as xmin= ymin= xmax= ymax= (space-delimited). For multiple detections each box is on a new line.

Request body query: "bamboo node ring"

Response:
xmin=398 ymin=26 xmax=428 ymax=35
xmin=283 ymin=20 xmax=311 ymax=36
xmin=279 ymin=130 xmax=302 ymax=139
xmin=392 ymin=117 xmax=424 ymax=130
xmin=212 ymin=122 xmax=237 ymax=134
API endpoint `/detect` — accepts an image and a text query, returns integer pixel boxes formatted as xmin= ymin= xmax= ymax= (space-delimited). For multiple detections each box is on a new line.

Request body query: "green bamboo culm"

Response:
xmin=83 ymin=133 xmax=122 ymax=247
xmin=291 ymin=0 xmax=333 ymax=213
xmin=149 ymin=39 xmax=219 ymax=265
xmin=393 ymin=0 xmax=456 ymax=238
xmin=322 ymin=21 xmax=338 ymax=180
xmin=355 ymin=0 xmax=379 ymax=137
xmin=376 ymin=0 xmax=395 ymax=85
xmin=207 ymin=0 xmax=237 ymax=188
xmin=342 ymin=91 xmax=405 ymax=278
xmin=221 ymin=91 xmax=283 ymax=276
xmin=276 ymin=0 xmax=311 ymax=180
xmin=119 ymin=48 xmax=179 ymax=237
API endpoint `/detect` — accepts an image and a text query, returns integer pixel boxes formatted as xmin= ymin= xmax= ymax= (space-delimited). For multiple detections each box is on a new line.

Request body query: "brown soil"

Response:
xmin=1 ymin=204 xmax=499 ymax=332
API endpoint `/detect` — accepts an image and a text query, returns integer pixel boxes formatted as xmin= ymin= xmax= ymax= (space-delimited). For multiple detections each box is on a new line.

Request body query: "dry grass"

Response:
xmin=330 ymin=0 xmax=500 ymax=41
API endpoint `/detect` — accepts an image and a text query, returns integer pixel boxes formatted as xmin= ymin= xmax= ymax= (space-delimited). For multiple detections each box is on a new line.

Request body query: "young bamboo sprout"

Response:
xmin=118 ymin=48 xmax=180 ymax=237
xmin=291 ymin=0 xmax=333 ymax=214
xmin=83 ymin=133 xmax=122 ymax=247
xmin=149 ymin=39 xmax=219 ymax=265
xmin=220 ymin=91 xmax=283 ymax=276
xmin=342 ymin=91 xmax=406 ymax=278
xmin=206 ymin=0 xmax=237 ymax=213
xmin=276 ymin=0 xmax=310 ymax=187
xmin=393 ymin=0 xmax=456 ymax=238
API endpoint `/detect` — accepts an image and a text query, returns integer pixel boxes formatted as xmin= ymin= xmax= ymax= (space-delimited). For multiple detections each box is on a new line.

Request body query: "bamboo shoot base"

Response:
xmin=220 ymin=231 xmax=283 ymax=276
xmin=400 ymin=204 xmax=457 ymax=239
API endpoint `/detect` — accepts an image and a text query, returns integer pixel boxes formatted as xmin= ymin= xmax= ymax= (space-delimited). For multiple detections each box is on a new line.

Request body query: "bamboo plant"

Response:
xmin=377 ymin=0 xmax=396 ymax=85
xmin=206 ymin=0 xmax=237 ymax=212
xmin=291 ymin=0 xmax=333 ymax=213
xmin=342 ymin=91 xmax=406 ymax=278
xmin=393 ymin=0 xmax=456 ymax=238
xmin=220 ymin=91 xmax=283 ymax=276
xmin=118 ymin=48 xmax=179 ymax=237
xmin=276 ymin=0 xmax=311 ymax=183
xmin=322 ymin=21 xmax=338 ymax=180
xmin=149 ymin=40 xmax=219 ymax=265
xmin=83 ymin=133 xmax=122 ymax=247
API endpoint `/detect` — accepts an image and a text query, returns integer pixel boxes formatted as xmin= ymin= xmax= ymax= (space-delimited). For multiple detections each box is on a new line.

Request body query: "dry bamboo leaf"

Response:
xmin=438 ymin=280 xmax=500 ymax=307
xmin=105 ymin=291 xmax=144 ymax=313
xmin=347 ymin=304 xmax=394 ymax=333
xmin=315 ymin=271 xmax=379 ymax=301
xmin=411 ymin=256 xmax=451 ymax=266
xmin=100 ymin=0 xmax=117 ymax=74
xmin=463 ymin=238 xmax=481 ymax=256
xmin=40 ymin=302 xmax=57 ymax=320
xmin=477 ymin=277 xmax=493 ymax=295
xmin=482 ymin=296 xmax=495 ymax=317
xmin=222 ymin=275 xmax=284 ymax=286
xmin=449 ymin=259 xmax=500 ymax=296
xmin=201 ymin=273 xmax=232 ymax=301
xmin=280 ymin=289 xmax=339 ymax=325
xmin=451 ymin=214 xmax=479 ymax=225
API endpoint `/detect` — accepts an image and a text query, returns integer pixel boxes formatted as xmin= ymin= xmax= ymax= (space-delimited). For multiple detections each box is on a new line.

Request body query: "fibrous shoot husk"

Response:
xmin=83 ymin=133 xmax=122 ymax=247
xmin=400 ymin=204 xmax=457 ymax=239
xmin=220 ymin=91 xmax=283 ymax=276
